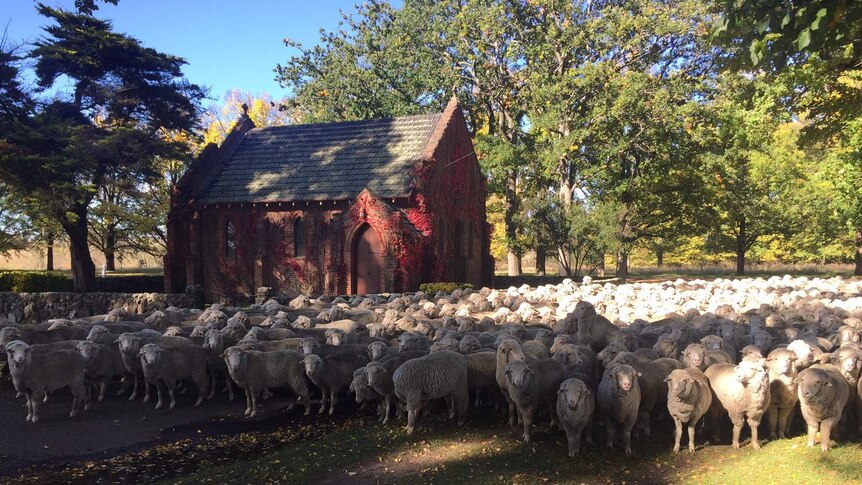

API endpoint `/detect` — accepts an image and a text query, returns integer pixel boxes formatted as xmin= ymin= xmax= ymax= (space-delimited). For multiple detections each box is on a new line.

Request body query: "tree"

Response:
xmin=201 ymin=90 xmax=298 ymax=147
xmin=276 ymin=0 xmax=535 ymax=276
xmin=0 ymin=5 xmax=204 ymax=291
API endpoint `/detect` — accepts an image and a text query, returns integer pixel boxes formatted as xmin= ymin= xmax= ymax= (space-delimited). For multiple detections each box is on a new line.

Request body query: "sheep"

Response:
xmin=604 ymin=352 xmax=663 ymax=436
xmin=665 ymin=368 xmax=712 ymax=453
xmin=201 ymin=330 xmax=237 ymax=401
xmin=597 ymin=364 xmax=641 ymax=456
xmin=398 ymin=332 xmax=430 ymax=352
xmin=115 ymin=333 xmax=195 ymax=401
xmin=750 ymin=330 xmax=776 ymax=355
xmin=237 ymin=337 xmax=304 ymax=353
xmin=0 ymin=325 xmax=88 ymax=348
xmin=564 ymin=301 xmax=620 ymax=353
xmin=496 ymin=339 xmax=530 ymax=426
xmin=556 ymin=378 xmax=595 ymax=456
xmin=701 ymin=335 xmax=738 ymax=361
xmin=681 ymin=343 xmax=735 ymax=371
xmin=222 ymin=346 xmax=310 ymax=417
xmin=550 ymin=334 xmax=575 ymax=354
xmin=503 ymin=358 xmax=568 ymax=444
xmin=364 ymin=351 xmax=427 ymax=423
xmin=464 ymin=351 xmax=499 ymax=407
xmin=244 ymin=327 xmax=296 ymax=341
xmin=350 ymin=367 xmax=384 ymax=418
xmin=522 ymin=340 xmax=550 ymax=360
xmin=552 ymin=343 xmax=596 ymax=384
xmin=459 ymin=334 xmax=483 ymax=353
xmin=74 ymin=340 xmax=131 ymax=401
xmin=4 ymin=341 xmax=89 ymax=423
xmin=653 ymin=333 xmax=682 ymax=360
xmin=797 ymin=364 xmax=851 ymax=451
xmin=299 ymin=338 xmax=366 ymax=357
xmin=138 ymin=343 xmax=209 ymax=410
xmin=533 ymin=328 xmax=554 ymax=349
xmin=367 ymin=341 xmax=399 ymax=361
xmin=704 ymin=359 xmax=771 ymax=449
xmin=765 ymin=347 xmax=799 ymax=439
xmin=393 ymin=350 xmax=469 ymax=434
xmin=430 ymin=337 xmax=460 ymax=353
xmin=304 ymin=353 xmax=369 ymax=415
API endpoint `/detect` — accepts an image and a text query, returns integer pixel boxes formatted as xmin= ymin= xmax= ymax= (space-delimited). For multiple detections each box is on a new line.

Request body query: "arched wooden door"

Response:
xmin=352 ymin=224 xmax=383 ymax=294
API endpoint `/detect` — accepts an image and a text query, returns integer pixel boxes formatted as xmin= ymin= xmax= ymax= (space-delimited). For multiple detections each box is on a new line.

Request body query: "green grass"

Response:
xmin=167 ymin=413 xmax=862 ymax=485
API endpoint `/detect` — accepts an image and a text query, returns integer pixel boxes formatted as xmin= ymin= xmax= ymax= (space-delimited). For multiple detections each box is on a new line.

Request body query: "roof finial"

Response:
xmin=241 ymin=103 xmax=249 ymax=117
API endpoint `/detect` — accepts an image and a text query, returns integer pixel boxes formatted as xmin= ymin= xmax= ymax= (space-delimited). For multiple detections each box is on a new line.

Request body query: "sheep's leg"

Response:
xmin=129 ymin=374 xmax=139 ymax=401
xmin=747 ymin=417 xmax=762 ymax=449
xmin=154 ymin=382 xmax=164 ymax=410
xmin=207 ymin=373 xmax=216 ymax=400
xmin=521 ymin=405 xmax=534 ymax=443
xmin=806 ymin=422 xmax=818 ymax=448
xmin=168 ymin=386 xmax=177 ymax=410
xmin=623 ymin=414 xmax=637 ymax=457
xmin=243 ymin=386 xmax=252 ymax=416
xmin=687 ymin=424 xmax=697 ymax=453
xmin=506 ymin=395 xmax=517 ymax=427
xmin=405 ymin=405 xmax=418 ymax=434
xmin=143 ymin=381 xmax=152 ymax=403
xmin=776 ymin=406 xmax=793 ymax=439
xmin=672 ymin=417 xmax=683 ymax=453
xmin=568 ymin=427 xmax=582 ymax=457
xmin=96 ymin=380 xmax=107 ymax=402
xmin=821 ymin=418 xmax=836 ymax=452
xmin=455 ymin=385 xmax=469 ymax=426
xmin=328 ymin=389 xmax=337 ymax=416
xmin=301 ymin=392 xmax=311 ymax=416
xmin=319 ymin=387 xmax=328 ymax=415
xmin=382 ymin=396 xmax=391 ymax=424
xmin=249 ymin=387 xmax=259 ymax=417
xmin=30 ymin=392 xmax=41 ymax=423
xmin=730 ymin=415 xmax=744 ymax=449
xmin=226 ymin=376 xmax=235 ymax=401
xmin=766 ymin=406 xmax=778 ymax=440
xmin=604 ymin=419 xmax=615 ymax=450
xmin=548 ymin=403 xmax=558 ymax=429
xmin=194 ymin=376 xmax=206 ymax=407
xmin=25 ymin=394 xmax=33 ymax=422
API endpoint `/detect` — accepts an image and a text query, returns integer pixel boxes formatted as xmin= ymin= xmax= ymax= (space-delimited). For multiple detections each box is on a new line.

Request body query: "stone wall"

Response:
xmin=0 ymin=292 xmax=191 ymax=324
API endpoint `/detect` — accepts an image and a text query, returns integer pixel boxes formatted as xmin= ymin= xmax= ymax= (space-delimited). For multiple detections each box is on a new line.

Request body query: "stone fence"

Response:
xmin=0 ymin=292 xmax=191 ymax=324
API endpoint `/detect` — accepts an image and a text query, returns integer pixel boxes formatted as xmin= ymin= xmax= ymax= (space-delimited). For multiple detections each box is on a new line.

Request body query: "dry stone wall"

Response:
xmin=0 ymin=292 xmax=190 ymax=324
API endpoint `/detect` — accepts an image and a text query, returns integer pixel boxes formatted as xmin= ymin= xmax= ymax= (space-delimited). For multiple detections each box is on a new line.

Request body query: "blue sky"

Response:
xmin=3 ymin=0 xmax=400 ymax=105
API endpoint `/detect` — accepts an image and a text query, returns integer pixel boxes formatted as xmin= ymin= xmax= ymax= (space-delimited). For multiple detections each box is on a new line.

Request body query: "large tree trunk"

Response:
xmin=855 ymin=229 xmax=862 ymax=276
xmin=736 ymin=217 xmax=746 ymax=276
xmin=616 ymin=250 xmax=628 ymax=282
xmin=535 ymin=247 xmax=546 ymax=276
xmin=104 ymin=227 xmax=117 ymax=272
xmin=656 ymin=248 xmax=664 ymax=268
xmin=504 ymin=170 xmax=521 ymax=276
xmin=63 ymin=210 xmax=97 ymax=292
xmin=46 ymin=239 xmax=54 ymax=272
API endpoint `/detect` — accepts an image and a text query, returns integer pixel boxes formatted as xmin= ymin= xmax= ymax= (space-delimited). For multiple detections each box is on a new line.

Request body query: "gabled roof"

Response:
xmin=196 ymin=113 xmax=443 ymax=204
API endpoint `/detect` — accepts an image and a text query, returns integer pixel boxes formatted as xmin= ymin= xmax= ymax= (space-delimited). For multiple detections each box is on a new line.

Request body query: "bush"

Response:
xmin=419 ymin=282 xmax=473 ymax=294
xmin=0 ymin=271 xmax=73 ymax=293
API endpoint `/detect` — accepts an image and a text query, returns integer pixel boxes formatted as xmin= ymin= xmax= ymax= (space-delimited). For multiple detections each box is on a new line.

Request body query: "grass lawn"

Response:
xmin=168 ymin=413 xmax=862 ymax=485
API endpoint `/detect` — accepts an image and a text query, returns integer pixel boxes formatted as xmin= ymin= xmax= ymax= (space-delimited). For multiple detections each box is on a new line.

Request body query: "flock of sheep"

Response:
xmin=2 ymin=275 xmax=862 ymax=458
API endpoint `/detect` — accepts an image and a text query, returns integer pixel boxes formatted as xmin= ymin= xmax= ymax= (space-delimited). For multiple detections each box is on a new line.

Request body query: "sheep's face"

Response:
xmin=612 ymin=331 xmax=637 ymax=351
xmin=117 ymin=335 xmax=141 ymax=354
xmin=203 ymin=330 xmax=222 ymax=350
xmin=414 ymin=322 xmax=432 ymax=336
xmin=504 ymin=360 xmax=532 ymax=388
xmin=666 ymin=372 xmax=696 ymax=400
xmin=508 ymin=325 xmax=527 ymax=340
xmin=741 ymin=345 xmax=764 ymax=361
xmin=833 ymin=348 xmax=862 ymax=375
xmin=457 ymin=320 xmax=474 ymax=334
xmin=683 ymin=345 xmax=706 ymax=369
xmin=86 ymin=325 xmax=109 ymax=342
xmin=558 ymin=379 xmax=590 ymax=409
xmin=752 ymin=331 xmax=774 ymax=352
xmin=498 ymin=340 xmax=526 ymax=363
xmin=767 ymin=351 xmax=796 ymax=375
xmin=653 ymin=336 xmax=678 ymax=358
xmin=612 ymin=365 xmax=639 ymax=392
xmin=365 ymin=364 xmax=386 ymax=387
xmin=300 ymin=338 xmax=319 ymax=356
xmin=553 ymin=345 xmax=582 ymax=369
xmin=304 ymin=355 xmax=323 ymax=375
xmin=718 ymin=324 xmax=736 ymax=342
xmin=189 ymin=326 xmax=208 ymax=338
xmin=138 ymin=344 xmax=162 ymax=366
xmin=368 ymin=342 xmax=388 ymax=360
xmin=701 ymin=336 xmax=724 ymax=352
xmin=327 ymin=331 xmax=344 ymax=346
xmin=534 ymin=329 xmax=552 ymax=346
xmin=223 ymin=347 xmax=246 ymax=371
xmin=572 ymin=301 xmax=596 ymax=321
xmin=735 ymin=360 xmax=766 ymax=385
xmin=351 ymin=372 xmax=370 ymax=403
xmin=0 ymin=327 xmax=22 ymax=348
xmin=163 ymin=326 xmax=181 ymax=337
xmin=459 ymin=337 xmax=481 ymax=353
xmin=4 ymin=341 xmax=31 ymax=367
xmin=598 ymin=343 xmax=625 ymax=366
xmin=75 ymin=341 xmax=99 ymax=361
xmin=798 ymin=371 xmax=832 ymax=401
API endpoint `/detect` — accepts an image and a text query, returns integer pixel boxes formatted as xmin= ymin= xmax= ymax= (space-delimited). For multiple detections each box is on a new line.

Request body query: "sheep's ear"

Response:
xmin=793 ymin=377 xmax=801 ymax=384
xmin=825 ymin=380 xmax=833 ymax=387
xmin=663 ymin=376 xmax=672 ymax=383
xmin=113 ymin=338 xmax=120 ymax=344
xmin=637 ymin=371 xmax=643 ymax=377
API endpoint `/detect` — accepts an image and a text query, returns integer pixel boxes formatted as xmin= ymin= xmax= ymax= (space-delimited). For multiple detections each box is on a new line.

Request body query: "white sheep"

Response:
xmin=556 ymin=378 xmax=595 ymax=456
xmin=393 ymin=350 xmax=469 ymax=434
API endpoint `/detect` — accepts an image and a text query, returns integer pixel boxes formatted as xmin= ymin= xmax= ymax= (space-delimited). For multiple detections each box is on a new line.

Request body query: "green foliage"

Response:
xmin=0 ymin=271 xmax=72 ymax=293
xmin=419 ymin=282 xmax=473 ymax=294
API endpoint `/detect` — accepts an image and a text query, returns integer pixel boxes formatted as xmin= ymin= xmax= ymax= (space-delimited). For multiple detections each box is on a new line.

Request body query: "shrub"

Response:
xmin=0 ymin=271 xmax=73 ymax=293
xmin=419 ymin=282 xmax=473 ymax=294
